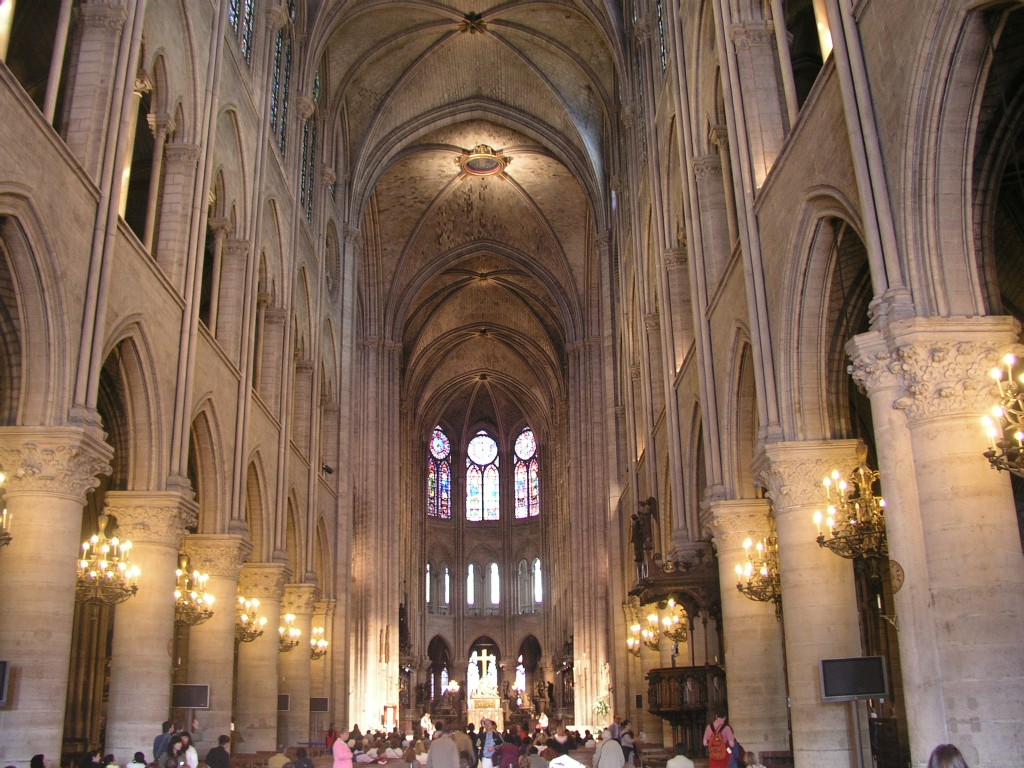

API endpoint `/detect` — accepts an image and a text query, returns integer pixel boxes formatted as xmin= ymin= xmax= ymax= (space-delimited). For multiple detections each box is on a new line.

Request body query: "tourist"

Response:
xmin=927 ymin=745 xmax=969 ymax=768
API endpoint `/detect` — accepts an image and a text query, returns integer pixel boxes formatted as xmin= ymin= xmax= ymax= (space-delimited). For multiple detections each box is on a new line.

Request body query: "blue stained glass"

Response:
xmin=427 ymin=458 xmax=437 ymax=517
xmin=279 ymin=36 xmax=292 ymax=154
xmin=439 ymin=462 xmax=451 ymax=519
xmin=467 ymin=465 xmax=482 ymax=521
xmin=515 ymin=461 xmax=528 ymax=519
xmin=529 ymin=458 xmax=540 ymax=516
xmin=313 ymin=70 xmax=322 ymax=104
xmin=229 ymin=0 xmax=240 ymax=35
xmin=483 ymin=465 xmax=500 ymax=520
xmin=300 ymin=120 xmax=310 ymax=208
xmin=241 ymin=0 xmax=255 ymax=64
xmin=288 ymin=0 xmax=296 ymax=21
xmin=306 ymin=121 xmax=317 ymax=222
xmin=270 ymin=32 xmax=282 ymax=129
xmin=656 ymin=0 xmax=667 ymax=73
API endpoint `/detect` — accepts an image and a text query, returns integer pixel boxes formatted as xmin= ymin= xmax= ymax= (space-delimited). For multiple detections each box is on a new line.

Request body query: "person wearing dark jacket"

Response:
xmin=205 ymin=735 xmax=232 ymax=768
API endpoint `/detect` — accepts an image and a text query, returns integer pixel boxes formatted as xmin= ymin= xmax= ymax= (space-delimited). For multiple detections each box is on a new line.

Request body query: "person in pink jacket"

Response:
xmin=334 ymin=730 xmax=354 ymax=768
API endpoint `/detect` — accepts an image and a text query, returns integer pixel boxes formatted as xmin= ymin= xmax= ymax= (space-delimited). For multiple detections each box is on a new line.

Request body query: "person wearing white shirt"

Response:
xmin=178 ymin=733 xmax=199 ymax=768
xmin=664 ymin=743 xmax=694 ymax=768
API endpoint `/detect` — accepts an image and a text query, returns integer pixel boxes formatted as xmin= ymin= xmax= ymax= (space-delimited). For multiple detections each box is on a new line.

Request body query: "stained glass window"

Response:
xmin=427 ymin=426 xmax=451 ymax=519
xmin=466 ymin=431 xmax=499 ymax=521
xmin=656 ymin=0 xmax=667 ymax=73
xmin=425 ymin=563 xmax=431 ymax=604
xmin=533 ymin=558 xmax=543 ymax=603
xmin=514 ymin=427 xmax=540 ymax=518
xmin=300 ymin=67 xmax=322 ymax=223
xmin=270 ymin=24 xmax=294 ymax=155
xmin=229 ymin=0 xmax=255 ymax=65
xmin=489 ymin=562 xmax=500 ymax=605
xmin=466 ymin=563 xmax=475 ymax=605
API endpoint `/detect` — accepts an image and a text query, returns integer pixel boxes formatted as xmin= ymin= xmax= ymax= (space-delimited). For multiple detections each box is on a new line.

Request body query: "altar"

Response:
xmin=466 ymin=649 xmax=504 ymax=730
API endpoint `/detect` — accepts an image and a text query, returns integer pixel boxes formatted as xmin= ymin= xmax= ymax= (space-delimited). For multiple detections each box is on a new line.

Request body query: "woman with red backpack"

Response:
xmin=702 ymin=712 xmax=736 ymax=768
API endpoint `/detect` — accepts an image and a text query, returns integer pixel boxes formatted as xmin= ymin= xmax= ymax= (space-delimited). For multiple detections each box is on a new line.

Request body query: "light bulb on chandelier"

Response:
xmin=76 ymin=513 xmax=140 ymax=605
xmin=174 ymin=554 xmax=215 ymax=626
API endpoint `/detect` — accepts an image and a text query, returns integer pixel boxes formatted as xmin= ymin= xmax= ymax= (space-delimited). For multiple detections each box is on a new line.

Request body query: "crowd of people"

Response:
xmin=10 ymin=713 xmax=970 ymax=768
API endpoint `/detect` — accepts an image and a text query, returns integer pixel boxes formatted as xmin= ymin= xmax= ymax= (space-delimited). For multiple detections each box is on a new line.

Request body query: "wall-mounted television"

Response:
xmin=171 ymin=684 xmax=210 ymax=709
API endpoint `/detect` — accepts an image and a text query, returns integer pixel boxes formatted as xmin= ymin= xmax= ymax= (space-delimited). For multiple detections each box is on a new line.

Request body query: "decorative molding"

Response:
xmin=754 ymin=441 xmax=863 ymax=511
xmin=643 ymin=312 xmax=660 ymax=333
xmin=105 ymin=492 xmax=198 ymax=545
xmin=224 ymin=238 xmax=249 ymax=259
xmin=709 ymin=124 xmax=729 ymax=150
xmin=692 ymin=154 xmax=722 ymax=180
xmin=295 ymin=95 xmax=316 ymax=120
xmin=265 ymin=306 xmax=288 ymax=323
xmin=146 ymin=113 xmax=175 ymax=141
xmin=239 ymin=563 xmax=287 ymax=599
xmin=663 ymin=248 xmax=688 ymax=271
xmin=629 ymin=364 xmax=642 ymax=380
xmin=282 ymin=583 xmax=319 ymax=615
xmin=730 ymin=21 xmax=775 ymax=50
xmin=164 ymin=143 xmax=201 ymax=168
xmin=321 ymin=166 xmax=337 ymax=186
xmin=633 ymin=18 xmax=652 ymax=44
xmin=265 ymin=2 xmax=290 ymax=33
xmin=344 ymin=226 xmax=363 ymax=250
xmin=707 ymin=499 xmax=772 ymax=550
xmin=185 ymin=534 xmax=253 ymax=579
xmin=78 ymin=4 xmax=127 ymax=33
xmin=621 ymin=105 xmax=636 ymax=128
xmin=0 ymin=427 xmax=112 ymax=501
xmin=892 ymin=340 xmax=1006 ymax=422
xmin=458 ymin=11 xmax=487 ymax=33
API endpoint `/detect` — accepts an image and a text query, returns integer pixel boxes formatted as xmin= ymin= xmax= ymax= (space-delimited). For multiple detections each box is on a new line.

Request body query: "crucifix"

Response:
xmin=477 ymin=648 xmax=495 ymax=682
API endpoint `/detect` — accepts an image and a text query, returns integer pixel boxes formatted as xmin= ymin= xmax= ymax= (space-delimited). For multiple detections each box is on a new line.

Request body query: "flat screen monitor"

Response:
xmin=0 ymin=660 xmax=9 ymax=707
xmin=310 ymin=697 xmax=330 ymax=712
xmin=820 ymin=656 xmax=888 ymax=702
xmin=171 ymin=684 xmax=210 ymax=709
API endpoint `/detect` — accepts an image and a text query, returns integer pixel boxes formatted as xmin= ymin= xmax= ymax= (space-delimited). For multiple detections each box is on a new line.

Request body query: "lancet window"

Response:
xmin=514 ymin=427 xmax=540 ymax=519
xmin=466 ymin=431 xmax=499 ymax=521
xmin=427 ymin=426 xmax=452 ymax=519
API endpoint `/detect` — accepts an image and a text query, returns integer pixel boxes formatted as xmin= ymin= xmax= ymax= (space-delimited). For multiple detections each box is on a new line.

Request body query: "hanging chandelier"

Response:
xmin=982 ymin=353 xmax=1024 ymax=477
xmin=626 ymin=622 xmax=642 ymax=656
xmin=660 ymin=597 xmax=688 ymax=643
xmin=735 ymin=516 xmax=782 ymax=612
xmin=640 ymin=611 xmax=660 ymax=650
xmin=279 ymin=613 xmax=301 ymax=652
xmin=236 ymin=596 xmax=267 ymax=643
xmin=310 ymin=626 xmax=329 ymax=660
xmin=813 ymin=463 xmax=888 ymax=560
xmin=174 ymin=554 xmax=215 ymax=626
xmin=76 ymin=513 xmax=140 ymax=604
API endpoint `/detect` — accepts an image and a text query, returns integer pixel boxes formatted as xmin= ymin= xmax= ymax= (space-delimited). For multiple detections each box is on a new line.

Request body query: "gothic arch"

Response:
xmin=244 ymin=456 xmax=269 ymax=559
xmin=189 ymin=403 xmax=225 ymax=532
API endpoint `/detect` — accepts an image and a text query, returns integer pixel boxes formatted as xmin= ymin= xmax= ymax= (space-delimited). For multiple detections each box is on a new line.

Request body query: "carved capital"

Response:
xmin=224 ymin=238 xmax=249 ymax=259
xmin=629 ymin=364 xmax=642 ymax=380
xmin=184 ymin=534 xmax=253 ymax=580
xmin=239 ymin=562 xmax=287 ymax=600
xmin=754 ymin=440 xmax=864 ymax=511
xmin=643 ymin=312 xmax=660 ymax=332
xmin=0 ymin=427 xmax=112 ymax=502
xmin=282 ymin=582 xmax=319 ymax=615
xmin=633 ymin=18 xmax=652 ymax=44
xmin=147 ymin=113 xmax=175 ymax=141
xmin=104 ymin=491 xmax=197 ymax=545
xmin=321 ymin=166 xmax=338 ymax=186
xmin=296 ymin=95 xmax=316 ymax=120
xmin=609 ymin=176 xmax=621 ymax=193
xmin=709 ymin=124 xmax=729 ymax=150
xmin=621 ymin=105 xmax=636 ymax=128
xmin=663 ymin=248 xmax=688 ymax=271
xmin=846 ymin=329 xmax=901 ymax=396
xmin=265 ymin=306 xmax=288 ymax=324
xmin=692 ymin=154 xmax=722 ymax=180
xmin=78 ymin=4 xmax=127 ymax=33
xmin=891 ymin=340 xmax=1008 ymax=422
xmin=596 ymin=230 xmax=611 ymax=251
xmin=207 ymin=217 xmax=232 ymax=237
xmin=266 ymin=2 xmax=290 ymax=32
xmin=344 ymin=226 xmax=363 ymax=251
xmin=707 ymin=499 xmax=772 ymax=551
xmin=165 ymin=143 xmax=201 ymax=169
xmin=730 ymin=21 xmax=775 ymax=50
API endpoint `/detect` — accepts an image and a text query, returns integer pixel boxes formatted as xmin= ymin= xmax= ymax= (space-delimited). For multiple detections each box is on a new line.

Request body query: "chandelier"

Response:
xmin=279 ymin=613 xmax=301 ymax=652
xmin=76 ymin=513 xmax=140 ymax=604
xmin=813 ymin=463 xmax=888 ymax=559
xmin=641 ymin=611 xmax=660 ymax=650
xmin=982 ymin=353 xmax=1024 ymax=476
xmin=236 ymin=596 xmax=267 ymax=643
xmin=310 ymin=626 xmax=329 ymax=660
xmin=660 ymin=597 xmax=688 ymax=643
xmin=174 ymin=554 xmax=215 ymax=626
xmin=626 ymin=622 xmax=642 ymax=656
xmin=735 ymin=515 xmax=781 ymax=613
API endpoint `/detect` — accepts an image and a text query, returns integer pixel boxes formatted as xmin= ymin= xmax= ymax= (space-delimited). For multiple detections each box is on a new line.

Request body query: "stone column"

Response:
xmin=849 ymin=316 xmax=1024 ymax=768
xmin=185 ymin=534 xmax=252 ymax=754
xmin=662 ymin=247 xmax=692 ymax=375
xmin=692 ymin=154 xmax=731 ymax=288
xmin=708 ymin=499 xmax=789 ymax=758
xmin=62 ymin=3 xmax=127 ymax=179
xmin=280 ymin=583 xmax=317 ymax=748
xmin=311 ymin=599 xmax=335 ymax=699
xmin=0 ymin=427 xmax=112 ymax=767
xmin=104 ymin=491 xmax=198 ymax=763
xmin=215 ymin=238 xmax=252 ymax=366
xmin=155 ymin=143 xmax=201 ymax=294
xmin=236 ymin=563 xmax=285 ymax=750
xmin=756 ymin=440 xmax=864 ymax=768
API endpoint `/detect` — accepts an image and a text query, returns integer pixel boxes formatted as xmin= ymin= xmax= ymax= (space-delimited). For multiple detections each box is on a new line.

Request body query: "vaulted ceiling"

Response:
xmin=314 ymin=1 xmax=623 ymax=440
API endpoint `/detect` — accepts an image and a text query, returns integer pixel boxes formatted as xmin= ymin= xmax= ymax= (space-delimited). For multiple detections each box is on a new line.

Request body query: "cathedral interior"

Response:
xmin=0 ymin=2 xmax=1023 ymax=768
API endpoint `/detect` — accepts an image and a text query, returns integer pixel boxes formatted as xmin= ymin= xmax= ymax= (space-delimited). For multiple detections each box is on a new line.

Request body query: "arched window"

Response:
xmin=425 ymin=562 xmax=432 ymax=605
xmin=488 ymin=562 xmax=500 ymax=608
xmin=466 ymin=563 xmax=476 ymax=606
xmin=299 ymin=66 xmax=322 ymax=223
xmin=228 ymin=0 xmax=256 ymax=65
xmin=514 ymin=427 xmax=540 ymax=518
xmin=427 ymin=426 xmax=452 ymax=519
xmin=467 ymin=431 xmax=499 ymax=521
xmin=270 ymin=0 xmax=296 ymax=155
xmin=443 ymin=564 xmax=451 ymax=608
xmin=532 ymin=557 xmax=543 ymax=605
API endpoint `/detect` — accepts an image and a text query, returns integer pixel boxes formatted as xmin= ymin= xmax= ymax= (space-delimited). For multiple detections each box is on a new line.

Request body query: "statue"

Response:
xmin=630 ymin=513 xmax=646 ymax=579
xmin=468 ymin=650 xmax=481 ymax=695
xmin=639 ymin=497 xmax=658 ymax=548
